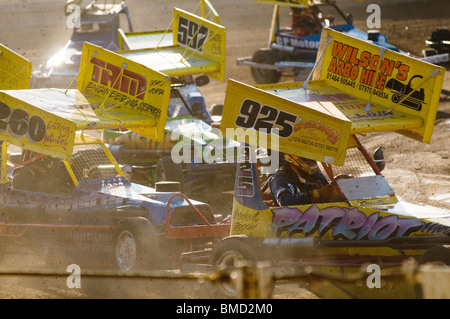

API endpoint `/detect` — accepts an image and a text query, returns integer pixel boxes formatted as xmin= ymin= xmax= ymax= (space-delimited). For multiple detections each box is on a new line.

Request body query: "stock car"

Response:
xmin=187 ymin=28 xmax=450 ymax=298
xmin=238 ymin=0 xmax=449 ymax=84
xmin=102 ymin=5 xmax=239 ymax=197
xmin=1 ymin=133 xmax=231 ymax=272
xmin=0 ymin=42 xmax=230 ymax=273
xmin=31 ymin=0 xmax=134 ymax=88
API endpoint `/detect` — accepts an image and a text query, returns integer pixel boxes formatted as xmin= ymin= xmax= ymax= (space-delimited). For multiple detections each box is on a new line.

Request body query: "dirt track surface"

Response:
xmin=0 ymin=0 xmax=449 ymax=299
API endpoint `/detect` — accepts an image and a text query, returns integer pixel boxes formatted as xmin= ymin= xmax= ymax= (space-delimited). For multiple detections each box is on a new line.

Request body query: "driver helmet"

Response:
xmin=283 ymin=154 xmax=318 ymax=175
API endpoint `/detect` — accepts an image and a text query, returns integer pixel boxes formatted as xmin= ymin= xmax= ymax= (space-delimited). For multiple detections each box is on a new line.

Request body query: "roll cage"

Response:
xmin=1 ymin=134 xmax=126 ymax=195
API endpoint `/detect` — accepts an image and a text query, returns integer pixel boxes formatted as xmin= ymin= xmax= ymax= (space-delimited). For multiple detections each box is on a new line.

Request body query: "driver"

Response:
xmin=290 ymin=7 xmax=321 ymax=37
xmin=269 ymin=153 xmax=341 ymax=206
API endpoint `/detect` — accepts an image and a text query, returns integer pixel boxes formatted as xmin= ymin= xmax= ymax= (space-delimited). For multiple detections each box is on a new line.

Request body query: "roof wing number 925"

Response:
xmin=235 ymin=99 xmax=297 ymax=138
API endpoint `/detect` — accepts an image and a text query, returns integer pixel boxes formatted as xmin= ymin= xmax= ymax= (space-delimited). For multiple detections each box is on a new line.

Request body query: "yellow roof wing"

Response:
xmin=118 ymin=29 xmax=174 ymax=51
xmin=0 ymin=89 xmax=77 ymax=160
xmin=221 ymin=80 xmax=352 ymax=166
xmin=220 ymin=28 xmax=444 ymax=165
xmin=118 ymin=8 xmax=226 ymax=81
xmin=311 ymin=28 xmax=445 ymax=143
xmin=0 ymin=43 xmax=32 ymax=90
xmin=0 ymin=43 xmax=171 ymax=160
xmin=118 ymin=0 xmax=220 ymax=51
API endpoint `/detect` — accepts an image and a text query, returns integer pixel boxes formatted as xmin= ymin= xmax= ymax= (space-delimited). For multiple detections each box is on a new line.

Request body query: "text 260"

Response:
xmin=0 ymin=102 xmax=46 ymax=143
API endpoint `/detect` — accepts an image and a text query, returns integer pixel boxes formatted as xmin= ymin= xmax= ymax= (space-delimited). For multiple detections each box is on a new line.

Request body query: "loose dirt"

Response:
xmin=0 ymin=0 xmax=448 ymax=299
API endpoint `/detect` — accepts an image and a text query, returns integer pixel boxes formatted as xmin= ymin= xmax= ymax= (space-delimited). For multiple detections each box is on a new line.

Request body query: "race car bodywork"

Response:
xmin=0 ymin=43 xmax=32 ymax=90
xmin=238 ymin=0 xmax=449 ymax=84
xmin=207 ymin=28 xmax=450 ymax=298
xmin=102 ymin=6 xmax=239 ymax=197
xmin=31 ymin=0 xmax=134 ymax=89
xmin=0 ymin=43 xmax=230 ymax=272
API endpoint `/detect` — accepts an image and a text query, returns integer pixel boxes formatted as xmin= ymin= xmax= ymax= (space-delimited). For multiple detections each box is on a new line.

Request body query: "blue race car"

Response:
xmin=238 ymin=0 xmax=447 ymax=84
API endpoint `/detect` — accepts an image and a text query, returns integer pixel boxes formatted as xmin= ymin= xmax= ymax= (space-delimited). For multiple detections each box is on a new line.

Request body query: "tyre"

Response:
xmin=414 ymin=245 xmax=450 ymax=298
xmin=114 ymin=217 xmax=159 ymax=272
xmin=156 ymin=156 xmax=184 ymax=184
xmin=209 ymin=236 xmax=271 ymax=298
xmin=250 ymin=49 xmax=282 ymax=84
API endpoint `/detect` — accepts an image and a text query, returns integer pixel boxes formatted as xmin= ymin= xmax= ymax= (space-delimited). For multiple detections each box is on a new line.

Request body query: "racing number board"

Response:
xmin=0 ymin=43 xmax=171 ymax=160
xmin=221 ymin=79 xmax=352 ymax=166
xmin=119 ymin=8 xmax=226 ymax=82
xmin=221 ymin=28 xmax=445 ymax=166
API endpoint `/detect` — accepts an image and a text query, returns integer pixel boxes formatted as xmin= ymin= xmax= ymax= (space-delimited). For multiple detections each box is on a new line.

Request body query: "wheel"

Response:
xmin=414 ymin=245 xmax=450 ymax=298
xmin=209 ymin=236 xmax=271 ymax=298
xmin=114 ymin=217 xmax=159 ymax=272
xmin=156 ymin=156 xmax=184 ymax=184
xmin=250 ymin=49 xmax=282 ymax=84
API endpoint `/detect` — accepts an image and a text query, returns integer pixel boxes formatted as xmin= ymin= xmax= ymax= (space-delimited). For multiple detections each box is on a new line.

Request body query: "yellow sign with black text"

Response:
xmin=221 ymin=80 xmax=352 ymax=165
xmin=118 ymin=8 xmax=226 ymax=81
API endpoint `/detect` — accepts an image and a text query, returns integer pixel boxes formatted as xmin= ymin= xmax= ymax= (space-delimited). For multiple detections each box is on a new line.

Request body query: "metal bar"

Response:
xmin=166 ymin=193 xmax=211 ymax=228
